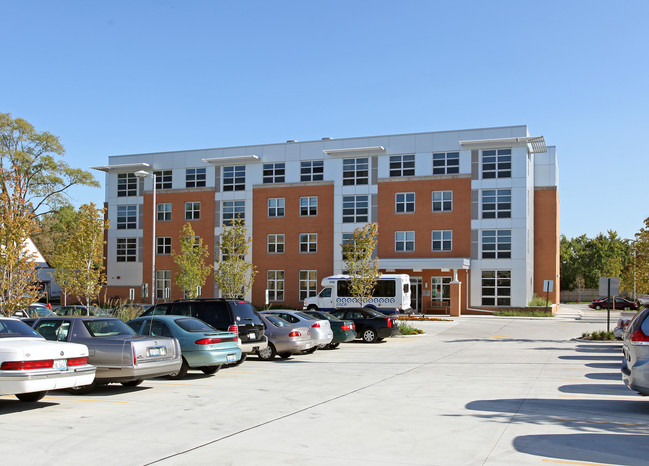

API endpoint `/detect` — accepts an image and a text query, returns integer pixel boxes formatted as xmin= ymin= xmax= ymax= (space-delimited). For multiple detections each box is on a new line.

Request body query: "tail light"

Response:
xmin=133 ymin=345 xmax=137 ymax=366
xmin=228 ymin=324 xmax=238 ymax=334
xmin=288 ymin=331 xmax=301 ymax=337
xmin=341 ymin=324 xmax=353 ymax=331
xmin=631 ymin=329 xmax=649 ymax=342
xmin=196 ymin=338 xmax=223 ymax=344
xmin=1 ymin=360 xmax=54 ymax=370
xmin=352 ymin=323 xmax=356 ymax=330
xmin=386 ymin=318 xmax=392 ymax=328
xmin=312 ymin=323 xmax=320 ymax=328
xmin=67 ymin=357 xmax=89 ymax=366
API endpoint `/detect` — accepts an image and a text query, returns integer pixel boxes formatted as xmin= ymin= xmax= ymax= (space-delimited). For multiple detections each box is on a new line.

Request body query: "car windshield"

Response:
xmin=0 ymin=319 xmax=41 ymax=338
xmin=175 ymin=317 xmax=215 ymax=332
xmin=295 ymin=311 xmax=317 ymax=321
xmin=83 ymin=319 xmax=136 ymax=337
xmin=365 ymin=309 xmax=387 ymax=318
xmin=265 ymin=315 xmax=289 ymax=327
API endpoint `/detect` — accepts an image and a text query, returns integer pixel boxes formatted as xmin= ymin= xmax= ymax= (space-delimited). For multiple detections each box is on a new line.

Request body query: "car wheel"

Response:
xmin=307 ymin=305 xmax=318 ymax=310
xmin=304 ymin=346 xmax=317 ymax=354
xmin=66 ymin=382 xmax=97 ymax=395
xmin=362 ymin=328 xmax=378 ymax=343
xmin=595 ymin=305 xmax=602 ymax=310
xmin=15 ymin=391 xmax=47 ymax=402
xmin=278 ymin=352 xmax=292 ymax=359
xmin=167 ymin=357 xmax=189 ymax=380
xmin=200 ymin=365 xmax=220 ymax=375
xmin=234 ymin=353 xmax=247 ymax=366
xmin=258 ymin=343 xmax=277 ymax=360
xmin=121 ymin=379 xmax=143 ymax=387
xmin=328 ymin=343 xmax=340 ymax=349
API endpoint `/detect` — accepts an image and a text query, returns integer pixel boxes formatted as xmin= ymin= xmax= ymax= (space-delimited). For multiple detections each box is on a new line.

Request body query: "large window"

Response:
xmin=482 ymin=270 xmax=511 ymax=306
xmin=116 ymin=205 xmax=137 ymax=229
xmin=186 ymin=168 xmax=206 ymax=188
xmin=223 ymin=165 xmax=245 ymax=191
xmin=431 ymin=230 xmax=452 ymax=251
xmin=117 ymin=173 xmax=137 ymax=197
xmin=342 ymin=195 xmax=368 ymax=223
xmin=343 ymin=157 xmax=369 ymax=185
xmin=395 ymin=231 xmax=415 ymax=252
xmin=267 ymin=270 xmax=284 ymax=301
xmin=299 ymin=233 xmax=317 ymax=253
xmin=431 ymin=276 xmax=451 ymax=303
xmin=390 ymin=154 xmax=415 ymax=177
xmin=267 ymin=198 xmax=285 ymax=218
xmin=482 ymin=230 xmax=512 ymax=259
xmin=300 ymin=196 xmax=318 ymax=216
xmin=482 ymin=149 xmax=511 ymax=179
xmin=432 ymin=191 xmax=453 ymax=212
xmin=267 ymin=234 xmax=284 ymax=254
xmin=116 ymin=238 xmax=137 ymax=262
xmin=299 ymin=270 xmax=318 ymax=301
xmin=185 ymin=202 xmax=200 ymax=220
xmin=433 ymin=152 xmax=459 ymax=175
xmin=157 ymin=237 xmax=172 ymax=255
xmin=263 ymin=163 xmax=285 ymax=184
xmin=301 ymin=161 xmax=324 ymax=182
xmin=156 ymin=270 xmax=171 ymax=300
xmin=155 ymin=170 xmax=172 ymax=190
xmin=395 ymin=192 xmax=415 ymax=213
xmin=223 ymin=200 xmax=245 ymax=225
xmin=157 ymin=203 xmax=171 ymax=222
xmin=482 ymin=189 xmax=511 ymax=219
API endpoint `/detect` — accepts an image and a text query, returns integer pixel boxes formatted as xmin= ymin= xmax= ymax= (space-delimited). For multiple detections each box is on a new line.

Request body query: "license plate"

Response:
xmin=147 ymin=346 xmax=167 ymax=357
xmin=53 ymin=359 xmax=67 ymax=370
xmin=248 ymin=332 xmax=256 ymax=339
xmin=226 ymin=354 xmax=236 ymax=363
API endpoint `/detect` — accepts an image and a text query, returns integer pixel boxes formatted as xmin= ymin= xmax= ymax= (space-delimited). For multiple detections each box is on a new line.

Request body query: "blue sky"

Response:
xmin=2 ymin=1 xmax=647 ymax=240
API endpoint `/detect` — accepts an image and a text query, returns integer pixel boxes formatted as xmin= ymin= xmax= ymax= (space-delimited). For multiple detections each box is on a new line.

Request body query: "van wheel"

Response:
xmin=307 ymin=305 xmax=318 ymax=310
xmin=362 ymin=328 xmax=378 ymax=343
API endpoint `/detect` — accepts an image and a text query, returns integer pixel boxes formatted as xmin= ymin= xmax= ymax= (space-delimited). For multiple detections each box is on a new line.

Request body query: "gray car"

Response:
xmin=29 ymin=317 xmax=182 ymax=393
xmin=622 ymin=306 xmax=649 ymax=395
xmin=257 ymin=314 xmax=314 ymax=360
xmin=260 ymin=310 xmax=333 ymax=352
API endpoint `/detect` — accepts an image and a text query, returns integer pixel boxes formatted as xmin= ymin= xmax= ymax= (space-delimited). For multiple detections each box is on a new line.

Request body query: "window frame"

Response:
xmin=299 ymin=233 xmax=318 ymax=254
xmin=395 ymin=192 xmax=415 ymax=214
xmin=184 ymin=201 xmax=201 ymax=221
xmin=432 ymin=152 xmax=460 ymax=175
xmin=300 ymin=196 xmax=318 ymax=216
xmin=300 ymin=161 xmax=324 ymax=182
xmin=299 ymin=270 xmax=318 ymax=301
xmin=431 ymin=230 xmax=453 ymax=252
xmin=263 ymin=163 xmax=286 ymax=184
xmin=117 ymin=173 xmax=137 ymax=197
xmin=222 ymin=165 xmax=245 ymax=191
xmin=389 ymin=154 xmax=415 ymax=177
xmin=267 ymin=198 xmax=285 ymax=218
xmin=223 ymin=200 xmax=245 ymax=225
xmin=156 ymin=237 xmax=172 ymax=255
xmin=116 ymin=205 xmax=138 ymax=230
xmin=482 ymin=189 xmax=511 ymax=219
xmin=267 ymin=234 xmax=285 ymax=254
xmin=482 ymin=149 xmax=512 ymax=179
xmin=267 ymin=270 xmax=285 ymax=302
xmin=154 ymin=170 xmax=172 ymax=190
xmin=395 ymin=231 xmax=415 ymax=252
xmin=342 ymin=157 xmax=369 ymax=185
xmin=481 ymin=270 xmax=511 ymax=306
xmin=185 ymin=168 xmax=206 ymax=188
xmin=157 ymin=203 xmax=172 ymax=222
xmin=432 ymin=191 xmax=453 ymax=212
xmin=482 ymin=230 xmax=512 ymax=259
xmin=116 ymin=238 xmax=137 ymax=262
xmin=342 ymin=195 xmax=369 ymax=223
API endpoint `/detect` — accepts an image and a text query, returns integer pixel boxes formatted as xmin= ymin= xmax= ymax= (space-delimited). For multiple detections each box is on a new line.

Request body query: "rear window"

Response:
xmin=295 ymin=311 xmax=317 ymax=321
xmin=196 ymin=302 xmax=231 ymax=328
xmin=175 ymin=317 xmax=215 ymax=332
xmin=230 ymin=301 xmax=263 ymax=325
xmin=84 ymin=319 xmax=136 ymax=337
xmin=265 ymin=315 xmax=290 ymax=327
xmin=0 ymin=319 xmax=41 ymax=338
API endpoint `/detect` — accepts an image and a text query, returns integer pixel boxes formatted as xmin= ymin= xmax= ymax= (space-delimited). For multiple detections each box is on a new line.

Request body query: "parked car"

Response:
xmin=260 ymin=310 xmax=333 ymax=352
xmin=12 ymin=303 xmax=57 ymax=319
xmin=0 ymin=317 xmax=95 ymax=402
xmin=301 ymin=309 xmax=356 ymax=348
xmin=127 ymin=315 xmax=241 ymax=378
xmin=589 ymin=297 xmax=638 ymax=310
xmin=257 ymin=314 xmax=314 ymax=360
xmin=141 ymin=299 xmax=267 ymax=364
xmin=329 ymin=308 xmax=399 ymax=343
xmin=622 ymin=307 xmax=649 ymax=395
xmin=56 ymin=305 xmax=112 ymax=317
xmin=29 ymin=316 xmax=182 ymax=393
xmin=614 ymin=317 xmax=634 ymax=340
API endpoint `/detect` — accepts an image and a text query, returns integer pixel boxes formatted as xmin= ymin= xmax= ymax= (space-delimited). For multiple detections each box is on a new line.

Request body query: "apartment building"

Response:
xmin=93 ymin=125 xmax=559 ymax=315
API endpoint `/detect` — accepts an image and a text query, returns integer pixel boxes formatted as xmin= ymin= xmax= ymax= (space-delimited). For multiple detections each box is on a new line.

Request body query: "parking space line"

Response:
xmin=542 ymin=459 xmax=618 ymax=465
xmin=491 ymin=335 xmax=507 ymax=339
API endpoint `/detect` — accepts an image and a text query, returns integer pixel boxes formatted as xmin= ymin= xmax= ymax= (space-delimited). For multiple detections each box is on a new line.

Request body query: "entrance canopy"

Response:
xmin=379 ymin=258 xmax=470 ymax=272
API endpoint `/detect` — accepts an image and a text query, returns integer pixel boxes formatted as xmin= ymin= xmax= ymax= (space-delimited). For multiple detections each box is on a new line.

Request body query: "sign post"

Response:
xmin=543 ymin=280 xmax=553 ymax=314
xmin=599 ymin=277 xmax=620 ymax=333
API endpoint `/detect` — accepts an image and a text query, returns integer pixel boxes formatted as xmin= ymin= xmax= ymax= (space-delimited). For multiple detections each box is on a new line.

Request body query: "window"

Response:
xmin=343 ymin=157 xmax=369 ymax=185
xmin=263 ymin=163 xmax=285 ymax=183
xmin=301 ymin=161 xmax=324 ymax=182
xmin=482 ymin=230 xmax=512 ymax=259
xmin=395 ymin=231 xmax=415 ymax=252
xmin=299 ymin=270 xmax=317 ymax=300
xmin=433 ymin=152 xmax=460 ymax=175
xmin=482 ymin=189 xmax=511 ymax=219
xmin=223 ymin=200 xmax=245 ymax=225
xmin=117 ymin=173 xmax=137 ymax=197
xmin=223 ymin=165 xmax=245 ymax=191
xmin=342 ymin=195 xmax=368 ymax=223
xmin=482 ymin=270 xmax=511 ymax=306
xmin=482 ymin=149 xmax=511 ymax=179
xmin=267 ymin=198 xmax=285 ymax=217
xmin=432 ymin=191 xmax=453 ymax=212
xmin=267 ymin=234 xmax=284 ymax=254
xmin=300 ymin=196 xmax=317 ymax=216
xmin=116 ymin=238 xmax=137 ymax=262
xmin=186 ymin=168 xmax=206 ymax=188
xmin=156 ymin=237 xmax=172 ymax=255
xmin=432 ymin=230 xmax=452 ymax=251
xmin=267 ymin=270 xmax=284 ymax=301
xmin=395 ymin=192 xmax=415 ymax=213
xmin=184 ymin=202 xmax=200 ymax=220
xmin=390 ymin=154 xmax=415 ymax=177
xmin=156 ymin=270 xmax=171 ymax=300
xmin=116 ymin=205 xmax=137 ymax=229
xmin=299 ymin=233 xmax=317 ymax=253
xmin=341 ymin=233 xmax=353 ymax=260
xmin=157 ymin=203 xmax=172 ymax=222
xmin=431 ymin=277 xmax=451 ymax=303
xmin=155 ymin=170 xmax=172 ymax=190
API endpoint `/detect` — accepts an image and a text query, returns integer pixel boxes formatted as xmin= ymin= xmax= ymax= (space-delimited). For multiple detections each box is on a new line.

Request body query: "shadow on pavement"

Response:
xmin=559 ymin=354 xmax=624 ymax=361
xmin=587 ymin=372 xmax=622 ymax=381
xmin=558 ymin=383 xmax=635 ymax=397
xmin=586 ymin=362 xmax=622 ymax=370
xmin=0 ymin=399 xmax=59 ymax=413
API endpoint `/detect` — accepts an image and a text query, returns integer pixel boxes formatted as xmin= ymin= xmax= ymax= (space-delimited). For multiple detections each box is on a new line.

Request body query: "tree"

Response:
xmin=214 ymin=218 xmax=256 ymax=299
xmin=31 ymin=204 xmax=78 ymax=264
xmin=0 ymin=112 xmax=99 ymax=217
xmin=173 ymin=223 xmax=212 ymax=299
xmin=622 ymin=218 xmax=649 ymax=296
xmin=342 ymin=223 xmax=380 ymax=307
xmin=0 ymin=169 xmax=41 ymax=315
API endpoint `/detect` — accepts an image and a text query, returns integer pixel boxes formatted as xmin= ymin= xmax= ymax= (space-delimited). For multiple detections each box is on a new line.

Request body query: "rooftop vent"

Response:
xmin=322 ymin=137 xmax=333 ymax=140
xmin=286 ymin=139 xmax=298 ymax=143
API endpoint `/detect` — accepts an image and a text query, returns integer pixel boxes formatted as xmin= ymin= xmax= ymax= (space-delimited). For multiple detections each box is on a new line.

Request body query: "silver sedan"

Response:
xmin=260 ymin=310 xmax=333 ymax=353
xmin=622 ymin=307 xmax=649 ymax=395
xmin=257 ymin=314 xmax=314 ymax=360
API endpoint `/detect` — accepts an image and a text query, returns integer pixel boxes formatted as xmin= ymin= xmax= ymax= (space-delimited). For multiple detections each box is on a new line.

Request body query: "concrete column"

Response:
xmin=450 ymin=269 xmax=462 ymax=316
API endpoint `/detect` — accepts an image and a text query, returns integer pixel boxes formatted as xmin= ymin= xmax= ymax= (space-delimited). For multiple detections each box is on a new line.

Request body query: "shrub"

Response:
xmin=495 ymin=310 xmax=553 ymax=317
xmin=528 ymin=293 xmax=553 ymax=306
xmin=581 ymin=331 xmax=615 ymax=340
xmin=399 ymin=321 xmax=424 ymax=335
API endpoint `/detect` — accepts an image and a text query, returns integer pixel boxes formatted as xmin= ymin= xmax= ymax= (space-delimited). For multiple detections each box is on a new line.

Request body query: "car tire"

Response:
xmin=15 ymin=391 xmax=47 ymax=402
xmin=66 ymin=382 xmax=97 ymax=395
xmin=258 ymin=343 xmax=277 ymax=360
xmin=278 ymin=352 xmax=292 ymax=359
xmin=200 ymin=365 xmax=220 ymax=375
xmin=307 ymin=305 xmax=318 ymax=310
xmin=362 ymin=328 xmax=378 ymax=343
xmin=595 ymin=305 xmax=602 ymax=310
xmin=234 ymin=353 xmax=247 ymax=366
xmin=328 ymin=343 xmax=340 ymax=349
xmin=121 ymin=379 xmax=143 ymax=387
xmin=167 ymin=357 xmax=189 ymax=380
xmin=304 ymin=347 xmax=317 ymax=354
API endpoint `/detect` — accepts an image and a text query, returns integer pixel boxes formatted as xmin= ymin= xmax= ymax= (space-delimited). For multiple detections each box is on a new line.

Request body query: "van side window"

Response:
xmin=320 ymin=288 xmax=331 ymax=298
xmin=172 ymin=302 xmax=197 ymax=317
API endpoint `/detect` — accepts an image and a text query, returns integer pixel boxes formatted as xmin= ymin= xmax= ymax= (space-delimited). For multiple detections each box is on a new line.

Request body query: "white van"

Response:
xmin=303 ymin=274 xmax=411 ymax=315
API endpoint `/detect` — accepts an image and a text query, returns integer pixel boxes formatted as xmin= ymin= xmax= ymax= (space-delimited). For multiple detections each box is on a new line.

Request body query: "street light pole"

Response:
xmin=135 ymin=170 xmax=156 ymax=305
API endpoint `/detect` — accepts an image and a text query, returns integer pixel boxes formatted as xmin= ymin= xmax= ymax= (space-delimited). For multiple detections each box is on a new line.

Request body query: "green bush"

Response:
xmin=528 ymin=293 xmax=553 ymax=306
xmin=495 ymin=310 xmax=553 ymax=317
xmin=399 ymin=321 xmax=424 ymax=335
xmin=581 ymin=331 xmax=615 ymax=340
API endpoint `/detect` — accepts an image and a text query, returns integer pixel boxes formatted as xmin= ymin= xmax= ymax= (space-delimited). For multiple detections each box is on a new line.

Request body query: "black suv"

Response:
xmin=141 ymin=299 xmax=268 ymax=362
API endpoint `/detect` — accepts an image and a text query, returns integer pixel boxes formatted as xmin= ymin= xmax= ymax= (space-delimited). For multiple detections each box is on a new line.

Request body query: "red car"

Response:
xmin=588 ymin=297 xmax=638 ymax=310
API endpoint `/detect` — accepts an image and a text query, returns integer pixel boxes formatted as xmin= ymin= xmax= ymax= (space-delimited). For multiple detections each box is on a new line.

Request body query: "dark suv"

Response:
xmin=141 ymin=299 xmax=268 ymax=363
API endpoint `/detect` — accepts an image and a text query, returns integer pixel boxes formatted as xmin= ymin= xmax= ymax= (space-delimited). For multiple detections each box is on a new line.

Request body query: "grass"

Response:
xmin=495 ymin=309 xmax=553 ymax=317
xmin=399 ymin=321 xmax=424 ymax=335
xmin=581 ymin=331 xmax=615 ymax=340
xmin=528 ymin=293 xmax=553 ymax=306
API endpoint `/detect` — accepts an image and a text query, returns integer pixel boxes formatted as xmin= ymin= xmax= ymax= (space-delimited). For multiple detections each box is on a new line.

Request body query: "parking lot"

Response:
xmin=2 ymin=305 xmax=649 ymax=465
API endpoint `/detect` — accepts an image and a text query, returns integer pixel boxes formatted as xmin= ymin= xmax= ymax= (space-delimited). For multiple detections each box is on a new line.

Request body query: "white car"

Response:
xmin=0 ymin=317 xmax=96 ymax=402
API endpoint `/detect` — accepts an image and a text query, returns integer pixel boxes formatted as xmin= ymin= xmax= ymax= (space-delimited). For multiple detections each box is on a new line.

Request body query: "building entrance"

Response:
xmin=409 ymin=277 xmax=422 ymax=313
